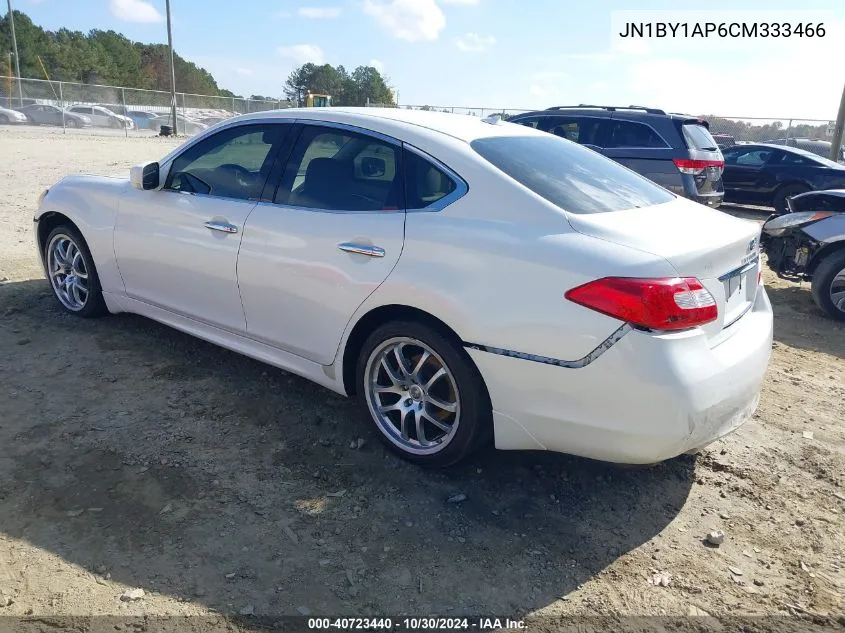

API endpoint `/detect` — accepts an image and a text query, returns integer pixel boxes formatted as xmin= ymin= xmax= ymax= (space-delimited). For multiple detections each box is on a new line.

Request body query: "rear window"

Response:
xmin=682 ymin=124 xmax=718 ymax=151
xmin=471 ymin=135 xmax=674 ymax=214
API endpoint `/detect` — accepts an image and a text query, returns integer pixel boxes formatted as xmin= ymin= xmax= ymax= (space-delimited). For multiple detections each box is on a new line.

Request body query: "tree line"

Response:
xmin=1 ymin=10 xmax=396 ymax=106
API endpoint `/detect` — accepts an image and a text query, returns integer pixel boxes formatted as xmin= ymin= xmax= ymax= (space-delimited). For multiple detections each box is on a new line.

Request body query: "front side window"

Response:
xmin=472 ymin=135 xmax=674 ymax=214
xmin=404 ymin=149 xmax=458 ymax=209
xmin=275 ymin=126 xmax=401 ymax=211
xmin=166 ymin=124 xmax=284 ymax=200
xmin=606 ymin=120 xmax=668 ymax=148
xmin=728 ymin=148 xmax=773 ymax=166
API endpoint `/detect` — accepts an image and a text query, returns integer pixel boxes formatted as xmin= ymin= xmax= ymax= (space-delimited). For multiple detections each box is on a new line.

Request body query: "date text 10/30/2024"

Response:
xmin=307 ymin=617 xmax=527 ymax=630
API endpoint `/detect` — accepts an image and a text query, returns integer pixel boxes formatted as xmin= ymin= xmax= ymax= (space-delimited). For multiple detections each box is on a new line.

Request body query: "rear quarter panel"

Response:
xmin=339 ymin=139 xmax=680 ymax=364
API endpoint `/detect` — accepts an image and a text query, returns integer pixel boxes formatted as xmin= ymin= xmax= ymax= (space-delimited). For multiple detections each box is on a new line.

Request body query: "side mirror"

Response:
xmin=130 ymin=161 xmax=160 ymax=190
xmin=361 ymin=156 xmax=386 ymax=178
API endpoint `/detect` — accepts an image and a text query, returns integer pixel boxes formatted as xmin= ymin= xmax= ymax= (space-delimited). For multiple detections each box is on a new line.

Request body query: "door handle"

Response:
xmin=204 ymin=221 xmax=238 ymax=234
xmin=338 ymin=242 xmax=385 ymax=258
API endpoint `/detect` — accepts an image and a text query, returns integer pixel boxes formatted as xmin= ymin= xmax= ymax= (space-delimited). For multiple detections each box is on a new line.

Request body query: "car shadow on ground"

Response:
xmin=766 ymin=284 xmax=845 ymax=359
xmin=0 ymin=279 xmax=694 ymax=623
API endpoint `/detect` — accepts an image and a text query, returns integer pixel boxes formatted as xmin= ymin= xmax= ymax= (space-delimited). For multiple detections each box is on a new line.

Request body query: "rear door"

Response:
xmin=600 ymin=118 xmax=679 ymax=192
xmin=236 ymin=123 xmax=408 ymax=364
xmin=542 ymin=116 xmax=606 ymax=152
xmin=721 ymin=146 xmax=778 ymax=203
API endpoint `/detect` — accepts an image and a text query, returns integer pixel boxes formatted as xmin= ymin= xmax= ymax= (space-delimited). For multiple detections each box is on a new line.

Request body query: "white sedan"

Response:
xmin=34 ymin=108 xmax=773 ymax=466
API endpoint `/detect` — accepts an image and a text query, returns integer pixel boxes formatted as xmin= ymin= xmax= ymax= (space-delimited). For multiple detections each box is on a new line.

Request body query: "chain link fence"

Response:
xmin=1 ymin=76 xmax=291 ymax=136
xmin=2 ymin=77 xmax=840 ymax=160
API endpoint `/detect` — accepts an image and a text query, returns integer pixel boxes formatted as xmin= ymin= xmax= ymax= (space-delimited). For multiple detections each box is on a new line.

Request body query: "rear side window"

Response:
xmin=682 ymin=124 xmax=719 ymax=151
xmin=276 ymin=125 xmax=402 ymax=211
xmin=546 ymin=118 xmax=602 ymax=145
xmin=775 ymin=152 xmax=815 ymax=166
xmin=606 ymin=120 xmax=668 ymax=148
xmin=404 ymin=150 xmax=458 ymax=209
xmin=472 ymin=135 xmax=674 ymax=214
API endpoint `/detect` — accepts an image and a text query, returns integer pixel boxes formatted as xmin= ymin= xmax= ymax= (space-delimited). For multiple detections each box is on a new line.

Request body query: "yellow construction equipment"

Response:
xmin=304 ymin=91 xmax=331 ymax=107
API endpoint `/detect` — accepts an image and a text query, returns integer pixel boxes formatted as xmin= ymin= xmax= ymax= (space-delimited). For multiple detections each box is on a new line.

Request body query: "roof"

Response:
xmin=236 ymin=107 xmax=536 ymax=143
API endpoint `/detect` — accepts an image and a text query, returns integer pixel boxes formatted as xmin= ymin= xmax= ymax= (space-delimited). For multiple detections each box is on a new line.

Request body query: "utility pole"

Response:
xmin=830 ymin=82 xmax=845 ymax=163
xmin=165 ymin=0 xmax=178 ymax=135
xmin=6 ymin=0 xmax=23 ymax=106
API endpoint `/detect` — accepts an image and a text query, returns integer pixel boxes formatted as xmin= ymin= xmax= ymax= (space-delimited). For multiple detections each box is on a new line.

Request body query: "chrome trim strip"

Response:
xmin=719 ymin=256 xmax=759 ymax=282
xmin=337 ymin=242 xmax=385 ymax=257
xmin=402 ymin=143 xmax=469 ymax=212
xmin=291 ymin=118 xmax=401 ymax=147
xmin=464 ymin=323 xmax=632 ymax=369
xmin=723 ymin=300 xmax=755 ymax=330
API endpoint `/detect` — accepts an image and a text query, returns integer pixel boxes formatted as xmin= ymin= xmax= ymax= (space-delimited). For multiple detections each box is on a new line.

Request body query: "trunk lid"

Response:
xmin=566 ymin=197 xmax=761 ymax=341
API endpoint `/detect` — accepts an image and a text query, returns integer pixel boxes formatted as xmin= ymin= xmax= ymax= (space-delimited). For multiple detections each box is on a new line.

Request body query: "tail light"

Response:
xmin=673 ymin=158 xmax=724 ymax=176
xmin=565 ymin=277 xmax=718 ymax=331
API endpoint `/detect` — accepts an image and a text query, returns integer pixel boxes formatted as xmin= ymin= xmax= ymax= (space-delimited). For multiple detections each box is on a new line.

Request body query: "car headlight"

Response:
xmin=762 ymin=211 xmax=834 ymax=236
xmin=15 ymin=112 xmax=27 ymax=121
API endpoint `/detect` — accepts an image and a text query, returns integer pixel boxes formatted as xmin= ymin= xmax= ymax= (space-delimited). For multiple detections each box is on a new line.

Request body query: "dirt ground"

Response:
xmin=0 ymin=125 xmax=844 ymax=632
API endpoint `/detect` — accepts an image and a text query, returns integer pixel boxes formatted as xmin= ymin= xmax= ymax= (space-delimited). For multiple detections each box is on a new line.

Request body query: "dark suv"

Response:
xmin=509 ymin=105 xmax=725 ymax=207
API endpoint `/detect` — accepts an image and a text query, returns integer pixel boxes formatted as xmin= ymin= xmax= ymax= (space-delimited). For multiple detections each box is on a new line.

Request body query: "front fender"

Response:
xmin=35 ymin=175 xmax=130 ymax=295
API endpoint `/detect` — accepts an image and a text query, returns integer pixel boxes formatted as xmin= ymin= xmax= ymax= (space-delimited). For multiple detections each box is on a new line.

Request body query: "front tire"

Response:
xmin=811 ymin=249 xmax=845 ymax=321
xmin=356 ymin=321 xmax=492 ymax=467
xmin=66 ymin=118 xmax=78 ymax=129
xmin=773 ymin=184 xmax=809 ymax=215
xmin=44 ymin=226 xmax=107 ymax=317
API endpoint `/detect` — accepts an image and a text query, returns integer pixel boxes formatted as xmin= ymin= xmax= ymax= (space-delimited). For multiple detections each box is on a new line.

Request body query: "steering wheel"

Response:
xmin=218 ymin=163 xmax=254 ymax=189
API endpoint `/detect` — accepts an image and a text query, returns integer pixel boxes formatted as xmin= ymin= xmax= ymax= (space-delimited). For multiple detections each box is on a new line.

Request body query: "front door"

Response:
xmin=114 ymin=122 xmax=288 ymax=333
xmin=237 ymin=123 xmax=408 ymax=365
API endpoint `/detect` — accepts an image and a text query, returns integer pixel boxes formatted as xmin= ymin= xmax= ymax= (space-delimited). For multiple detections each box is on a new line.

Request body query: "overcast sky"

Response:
xmin=14 ymin=0 xmax=845 ymax=119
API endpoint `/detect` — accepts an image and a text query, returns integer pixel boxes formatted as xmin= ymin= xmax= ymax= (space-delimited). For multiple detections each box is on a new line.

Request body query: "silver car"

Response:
xmin=0 ymin=105 xmax=28 ymax=124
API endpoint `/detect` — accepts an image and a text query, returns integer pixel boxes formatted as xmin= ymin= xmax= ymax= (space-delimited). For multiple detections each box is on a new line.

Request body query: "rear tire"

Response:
xmin=773 ymin=184 xmax=809 ymax=215
xmin=355 ymin=320 xmax=492 ymax=467
xmin=811 ymin=249 xmax=845 ymax=322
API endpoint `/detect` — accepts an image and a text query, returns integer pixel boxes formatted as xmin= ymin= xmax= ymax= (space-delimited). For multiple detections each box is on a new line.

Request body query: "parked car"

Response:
xmin=126 ymin=110 xmax=160 ymax=130
xmin=721 ymin=143 xmax=845 ymax=214
xmin=67 ymin=105 xmax=134 ymax=129
xmin=510 ymin=105 xmax=725 ymax=207
xmin=199 ymin=115 xmax=229 ymax=127
xmin=148 ymin=114 xmax=208 ymax=135
xmin=712 ymin=133 xmax=736 ymax=149
xmin=14 ymin=104 xmax=92 ymax=128
xmin=33 ymin=108 xmax=772 ymax=467
xmin=761 ymin=189 xmax=845 ymax=320
xmin=0 ymin=105 xmax=28 ymax=124
xmin=763 ymin=137 xmax=845 ymax=164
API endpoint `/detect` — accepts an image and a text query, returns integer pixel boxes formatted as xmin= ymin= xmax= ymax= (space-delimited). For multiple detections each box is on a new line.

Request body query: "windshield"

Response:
xmin=471 ymin=135 xmax=674 ymax=214
xmin=682 ymin=123 xmax=719 ymax=151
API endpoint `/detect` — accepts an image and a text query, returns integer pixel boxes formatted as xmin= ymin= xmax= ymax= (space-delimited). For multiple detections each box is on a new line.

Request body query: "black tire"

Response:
xmin=43 ymin=225 xmax=108 ymax=318
xmin=0 ymin=114 xmax=9 ymax=124
xmin=66 ymin=118 xmax=78 ymax=129
xmin=772 ymin=184 xmax=809 ymax=215
xmin=811 ymin=249 xmax=845 ymax=322
xmin=355 ymin=320 xmax=492 ymax=467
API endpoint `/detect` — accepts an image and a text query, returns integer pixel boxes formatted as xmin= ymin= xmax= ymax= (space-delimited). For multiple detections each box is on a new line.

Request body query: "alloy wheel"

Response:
xmin=364 ymin=336 xmax=461 ymax=455
xmin=47 ymin=233 xmax=90 ymax=311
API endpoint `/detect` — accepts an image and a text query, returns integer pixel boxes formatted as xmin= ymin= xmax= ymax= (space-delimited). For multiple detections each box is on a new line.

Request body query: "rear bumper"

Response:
xmin=467 ymin=286 xmax=773 ymax=464
xmin=691 ymin=192 xmax=724 ymax=207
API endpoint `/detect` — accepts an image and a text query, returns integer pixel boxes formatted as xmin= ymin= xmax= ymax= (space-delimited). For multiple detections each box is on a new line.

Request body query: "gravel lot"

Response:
xmin=0 ymin=125 xmax=844 ymax=632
